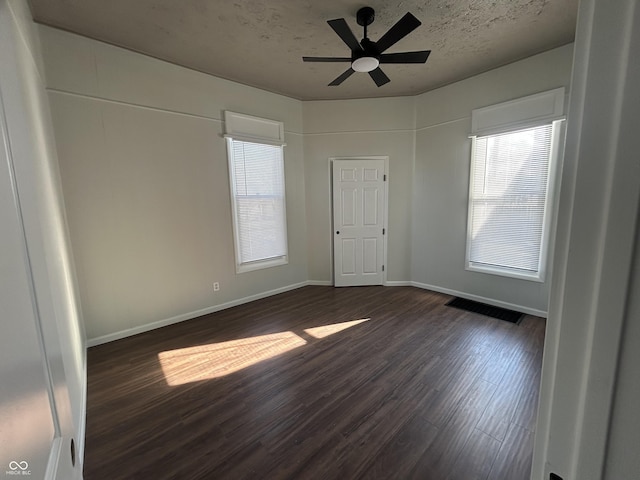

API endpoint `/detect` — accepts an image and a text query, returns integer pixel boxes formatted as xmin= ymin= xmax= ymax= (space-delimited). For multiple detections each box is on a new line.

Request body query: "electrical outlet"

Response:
xmin=213 ymin=282 xmax=220 ymax=292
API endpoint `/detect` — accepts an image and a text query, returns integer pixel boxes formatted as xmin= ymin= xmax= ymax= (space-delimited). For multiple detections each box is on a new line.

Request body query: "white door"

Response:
xmin=332 ymin=158 xmax=386 ymax=286
xmin=0 ymin=103 xmax=60 ymax=479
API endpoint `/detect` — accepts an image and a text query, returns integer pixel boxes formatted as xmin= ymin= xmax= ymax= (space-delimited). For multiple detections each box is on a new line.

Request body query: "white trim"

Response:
xmin=6 ymin=0 xmax=46 ymax=86
xmin=44 ymin=436 xmax=63 ymax=480
xmin=410 ymin=281 xmax=548 ymax=318
xmin=304 ymin=128 xmax=415 ymax=136
xmin=415 ymin=116 xmax=470 ymax=132
xmin=327 ymin=158 xmax=334 ymax=283
xmin=385 ymin=280 xmax=547 ymax=316
xmin=471 ymin=87 xmax=565 ymax=136
xmin=45 ymin=90 xmax=305 ymax=137
xmin=465 ymin=263 xmax=545 ymax=282
xmin=76 ymin=356 xmax=87 ymax=468
xmin=235 ymin=255 xmax=288 ymax=274
xmin=85 ymin=278 xmax=548 ymax=351
xmin=223 ymin=133 xmax=286 ymax=147
xmin=532 ymin=1 xmax=640 ymax=478
xmin=86 ymin=281 xmax=308 ymax=347
xmin=0 ymin=70 xmax=67 ymax=446
xmin=465 ymin=121 xmax=563 ymax=283
xmin=224 ymin=110 xmax=285 ymax=144
xmin=382 ymin=160 xmax=389 ymax=286
xmin=384 ymin=280 xmax=413 ymax=287
xmin=48 ymin=89 xmax=226 ymax=123
xmin=537 ymin=118 xmax=564 ymax=282
xmin=225 ymin=137 xmax=289 ymax=273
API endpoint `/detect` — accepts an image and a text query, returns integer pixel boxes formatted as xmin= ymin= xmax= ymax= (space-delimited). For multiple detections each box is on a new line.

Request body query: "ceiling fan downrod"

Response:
xmin=356 ymin=6 xmax=375 ymax=40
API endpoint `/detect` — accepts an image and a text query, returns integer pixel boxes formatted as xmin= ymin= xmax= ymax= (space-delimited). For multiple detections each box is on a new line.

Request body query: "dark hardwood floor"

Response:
xmin=84 ymin=286 xmax=545 ymax=480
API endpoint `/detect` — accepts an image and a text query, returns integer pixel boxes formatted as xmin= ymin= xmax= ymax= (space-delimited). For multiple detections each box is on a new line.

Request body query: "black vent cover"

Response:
xmin=445 ymin=297 xmax=524 ymax=324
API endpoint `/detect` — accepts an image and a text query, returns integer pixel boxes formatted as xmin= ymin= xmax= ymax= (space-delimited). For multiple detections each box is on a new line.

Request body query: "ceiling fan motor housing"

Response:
xmin=356 ymin=38 xmax=379 ymax=57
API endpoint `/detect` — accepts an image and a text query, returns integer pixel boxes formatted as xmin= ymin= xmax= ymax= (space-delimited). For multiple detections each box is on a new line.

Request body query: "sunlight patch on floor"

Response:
xmin=158 ymin=318 xmax=371 ymax=386
xmin=303 ymin=318 xmax=370 ymax=339
xmin=158 ymin=331 xmax=306 ymax=386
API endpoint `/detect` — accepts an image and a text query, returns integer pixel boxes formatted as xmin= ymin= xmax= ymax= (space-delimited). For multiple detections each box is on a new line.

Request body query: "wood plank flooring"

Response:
xmin=84 ymin=286 xmax=545 ymax=480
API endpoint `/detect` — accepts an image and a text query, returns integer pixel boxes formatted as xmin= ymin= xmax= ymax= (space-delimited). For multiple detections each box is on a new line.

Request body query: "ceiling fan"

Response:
xmin=303 ymin=6 xmax=431 ymax=87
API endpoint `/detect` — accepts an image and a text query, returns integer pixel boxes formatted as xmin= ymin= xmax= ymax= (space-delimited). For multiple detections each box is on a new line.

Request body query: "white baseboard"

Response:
xmin=86 ymin=281 xmax=309 ymax=347
xmin=307 ymin=280 xmax=333 ymax=286
xmin=410 ymin=281 xmax=547 ymax=317
xmin=86 ymin=279 xmax=547 ymax=347
xmin=384 ymin=280 xmax=413 ymax=286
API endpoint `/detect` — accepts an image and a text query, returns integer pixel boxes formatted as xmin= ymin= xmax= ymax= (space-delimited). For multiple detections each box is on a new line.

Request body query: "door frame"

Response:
xmin=329 ymin=156 xmax=389 ymax=286
xmin=0 ymin=75 xmax=64 ymax=480
xmin=0 ymin=4 xmax=81 ymax=477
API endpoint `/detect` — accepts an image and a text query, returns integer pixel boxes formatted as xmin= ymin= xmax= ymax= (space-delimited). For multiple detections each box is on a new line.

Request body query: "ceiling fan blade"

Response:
xmin=375 ymin=13 xmax=422 ymax=53
xmin=329 ymin=68 xmax=356 ymax=86
xmin=327 ymin=18 xmax=363 ymax=51
xmin=369 ymin=67 xmax=390 ymax=87
xmin=379 ymin=50 xmax=431 ymax=64
xmin=303 ymin=56 xmax=352 ymax=62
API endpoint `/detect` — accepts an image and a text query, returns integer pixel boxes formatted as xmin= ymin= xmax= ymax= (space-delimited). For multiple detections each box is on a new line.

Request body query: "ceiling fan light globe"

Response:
xmin=352 ymin=56 xmax=379 ymax=72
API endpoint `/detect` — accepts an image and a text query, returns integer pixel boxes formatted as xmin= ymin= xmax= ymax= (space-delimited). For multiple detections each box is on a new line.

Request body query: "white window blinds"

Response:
xmin=228 ymin=139 xmax=287 ymax=269
xmin=467 ymin=123 xmax=555 ymax=279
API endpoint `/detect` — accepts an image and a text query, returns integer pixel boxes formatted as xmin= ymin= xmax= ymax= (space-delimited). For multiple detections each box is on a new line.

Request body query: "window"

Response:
xmin=466 ymin=121 xmax=561 ymax=281
xmin=224 ymin=112 xmax=288 ymax=273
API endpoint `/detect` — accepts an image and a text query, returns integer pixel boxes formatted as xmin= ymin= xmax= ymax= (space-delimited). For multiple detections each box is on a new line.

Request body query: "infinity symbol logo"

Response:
xmin=9 ymin=461 xmax=29 ymax=470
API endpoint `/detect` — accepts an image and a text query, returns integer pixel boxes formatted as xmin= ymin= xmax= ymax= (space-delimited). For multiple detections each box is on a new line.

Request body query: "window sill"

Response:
xmin=236 ymin=256 xmax=288 ymax=274
xmin=465 ymin=263 xmax=544 ymax=283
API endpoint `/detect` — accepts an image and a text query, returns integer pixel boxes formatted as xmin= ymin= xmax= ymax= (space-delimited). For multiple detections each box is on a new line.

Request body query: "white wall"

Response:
xmin=604 ymin=221 xmax=640 ymax=479
xmin=41 ymin=24 xmax=576 ymax=343
xmin=411 ymin=44 xmax=574 ymax=314
xmin=303 ymin=97 xmax=415 ymax=282
xmin=39 ymin=26 xmax=308 ymax=344
xmin=0 ymin=0 xmax=84 ymax=476
xmin=302 ymin=46 xmax=574 ymax=315
xmin=532 ymin=0 xmax=640 ymax=478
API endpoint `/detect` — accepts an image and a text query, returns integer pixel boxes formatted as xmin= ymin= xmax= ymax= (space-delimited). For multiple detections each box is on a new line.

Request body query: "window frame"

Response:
xmin=225 ymin=136 xmax=289 ymax=274
xmin=465 ymin=120 xmax=563 ymax=282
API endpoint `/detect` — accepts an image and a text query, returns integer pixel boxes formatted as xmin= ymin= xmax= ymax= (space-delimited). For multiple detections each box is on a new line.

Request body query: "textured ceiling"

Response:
xmin=28 ymin=0 xmax=579 ymax=101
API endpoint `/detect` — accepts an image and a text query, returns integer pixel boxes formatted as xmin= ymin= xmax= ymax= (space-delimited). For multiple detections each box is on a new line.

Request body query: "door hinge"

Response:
xmin=383 ymin=174 xmax=387 ymax=181
xmin=383 ymin=228 xmax=385 ymax=235
xmin=382 ymin=265 xmax=385 ymax=272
